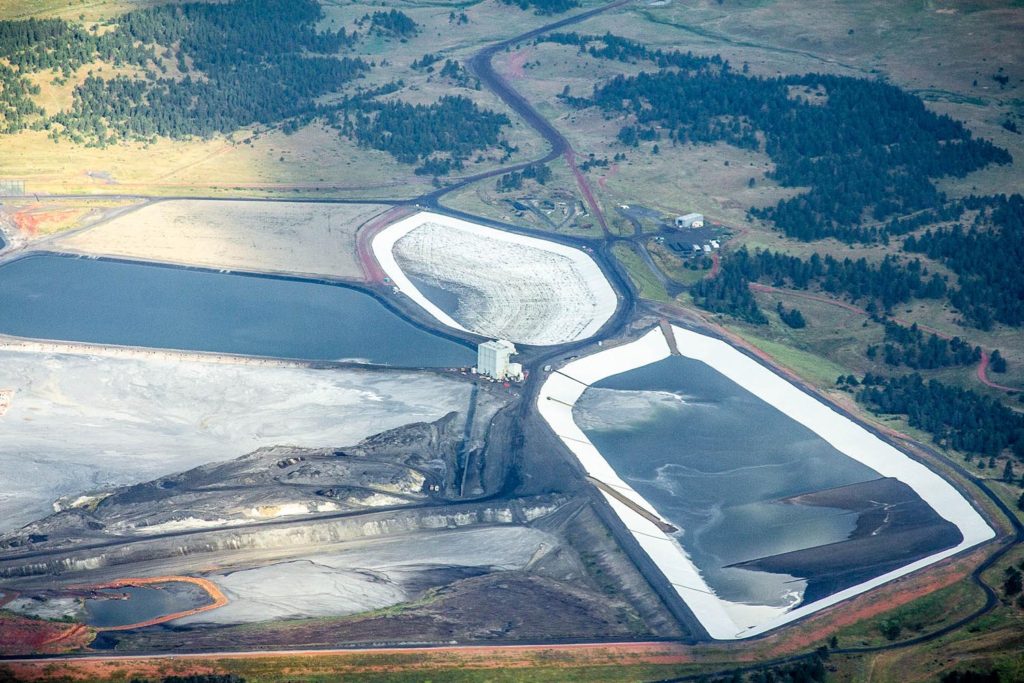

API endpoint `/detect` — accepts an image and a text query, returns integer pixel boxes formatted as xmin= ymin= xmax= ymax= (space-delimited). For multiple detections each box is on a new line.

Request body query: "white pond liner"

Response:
xmin=536 ymin=325 xmax=994 ymax=640
xmin=371 ymin=211 xmax=617 ymax=346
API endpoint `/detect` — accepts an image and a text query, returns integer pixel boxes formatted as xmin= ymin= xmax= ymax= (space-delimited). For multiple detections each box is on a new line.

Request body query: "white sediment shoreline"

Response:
xmin=537 ymin=326 xmax=994 ymax=639
xmin=372 ymin=211 xmax=617 ymax=345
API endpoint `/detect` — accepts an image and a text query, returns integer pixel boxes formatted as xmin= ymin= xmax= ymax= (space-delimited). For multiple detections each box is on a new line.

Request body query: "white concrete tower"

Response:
xmin=477 ymin=339 xmax=517 ymax=379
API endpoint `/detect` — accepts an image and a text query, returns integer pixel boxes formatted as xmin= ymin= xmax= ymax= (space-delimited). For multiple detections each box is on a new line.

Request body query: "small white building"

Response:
xmin=507 ymin=362 xmax=524 ymax=382
xmin=675 ymin=213 xmax=704 ymax=229
xmin=477 ymin=339 xmax=517 ymax=380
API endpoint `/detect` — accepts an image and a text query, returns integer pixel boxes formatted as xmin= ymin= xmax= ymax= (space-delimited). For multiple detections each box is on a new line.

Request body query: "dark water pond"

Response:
xmin=84 ymin=583 xmax=211 ymax=628
xmin=0 ymin=254 xmax=475 ymax=366
xmin=407 ymin=273 xmax=462 ymax=318
xmin=575 ymin=355 xmax=881 ymax=606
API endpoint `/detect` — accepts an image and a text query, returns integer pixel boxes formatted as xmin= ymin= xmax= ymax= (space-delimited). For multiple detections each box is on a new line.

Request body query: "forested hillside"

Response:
xmin=691 ymin=246 xmax=947 ymax=324
xmin=849 ymin=373 xmax=1024 ymax=462
xmin=557 ymin=32 xmax=1010 ymax=243
xmin=3 ymin=1 xmax=366 ymax=143
xmin=904 ymin=194 xmax=1024 ymax=329
xmin=0 ymin=0 xmax=511 ymax=168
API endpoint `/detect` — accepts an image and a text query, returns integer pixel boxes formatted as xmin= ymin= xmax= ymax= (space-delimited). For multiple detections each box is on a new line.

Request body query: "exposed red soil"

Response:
xmin=707 ymin=250 xmax=720 ymax=279
xmin=9 ymin=205 xmax=81 ymax=237
xmin=0 ymin=614 xmax=94 ymax=656
xmin=977 ymin=349 xmax=1020 ymax=392
xmin=597 ymin=162 xmax=618 ymax=190
xmin=354 ymin=205 xmax=416 ymax=282
xmin=750 ymin=550 xmax=982 ymax=658
xmin=504 ymin=50 xmax=528 ymax=79
xmin=565 ymin=148 xmax=609 ymax=233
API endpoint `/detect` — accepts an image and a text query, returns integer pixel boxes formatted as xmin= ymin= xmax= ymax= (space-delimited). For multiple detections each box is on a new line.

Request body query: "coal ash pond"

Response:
xmin=573 ymin=355 xmax=961 ymax=608
xmin=0 ymin=254 xmax=475 ymax=367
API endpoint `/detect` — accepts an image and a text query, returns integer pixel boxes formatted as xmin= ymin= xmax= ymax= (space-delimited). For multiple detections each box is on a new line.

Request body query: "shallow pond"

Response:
xmin=84 ymin=583 xmax=211 ymax=628
xmin=0 ymin=254 xmax=475 ymax=367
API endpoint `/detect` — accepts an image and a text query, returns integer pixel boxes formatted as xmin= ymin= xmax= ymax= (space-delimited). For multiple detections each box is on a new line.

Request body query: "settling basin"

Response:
xmin=538 ymin=326 xmax=994 ymax=639
xmin=84 ymin=581 xmax=215 ymax=629
xmin=0 ymin=254 xmax=475 ymax=367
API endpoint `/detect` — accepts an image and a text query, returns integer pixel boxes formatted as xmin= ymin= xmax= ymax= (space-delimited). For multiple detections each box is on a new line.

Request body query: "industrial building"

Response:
xmin=675 ymin=213 xmax=704 ymax=229
xmin=477 ymin=339 xmax=521 ymax=380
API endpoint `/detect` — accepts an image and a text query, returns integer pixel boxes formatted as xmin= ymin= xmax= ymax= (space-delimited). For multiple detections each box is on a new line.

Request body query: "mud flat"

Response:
xmin=173 ymin=526 xmax=567 ymax=625
xmin=372 ymin=211 xmax=617 ymax=345
xmin=537 ymin=326 xmax=994 ymax=640
xmin=0 ymin=348 xmax=471 ymax=533
xmin=54 ymin=200 xmax=385 ymax=280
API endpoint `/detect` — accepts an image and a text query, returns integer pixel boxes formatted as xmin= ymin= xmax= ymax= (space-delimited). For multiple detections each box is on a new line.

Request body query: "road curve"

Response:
xmin=421 ymin=0 xmax=630 ymax=232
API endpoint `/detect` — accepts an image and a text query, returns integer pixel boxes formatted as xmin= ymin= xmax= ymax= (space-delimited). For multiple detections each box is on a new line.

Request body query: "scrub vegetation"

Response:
xmin=692 ymin=246 xmax=947 ymax=324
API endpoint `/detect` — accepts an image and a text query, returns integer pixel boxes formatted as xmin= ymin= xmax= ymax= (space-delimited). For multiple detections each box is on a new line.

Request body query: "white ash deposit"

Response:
xmin=0 ymin=349 xmax=469 ymax=532
xmin=374 ymin=212 xmax=617 ymax=345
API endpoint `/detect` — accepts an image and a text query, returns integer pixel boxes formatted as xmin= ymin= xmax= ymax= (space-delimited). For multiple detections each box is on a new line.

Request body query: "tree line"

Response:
xmin=539 ymin=32 xmax=721 ymax=71
xmin=691 ymin=247 xmax=947 ymax=323
xmin=358 ymin=10 xmax=418 ymax=38
xmin=2 ymin=0 xmax=366 ymax=144
xmin=496 ymin=163 xmax=552 ymax=192
xmin=0 ymin=0 xmax=513 ymax=168
xmin=844 ymin=373 xmax=1024 ymax=461
xmin=904 ymin=194 xmax=1024 ymax=329
xmin=0 ymin=17 xmax=153 ymax=77
xmin=868 ymin=320 xmax=981 ymax=370
xmin=332 ymin=95 xmax=510 ymax=175
xmin=501 ymin=0 xmax=579 ymax=15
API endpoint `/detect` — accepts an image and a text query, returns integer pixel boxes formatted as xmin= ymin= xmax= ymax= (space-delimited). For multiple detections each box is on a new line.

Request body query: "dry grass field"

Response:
xmin=0 ymin=124 xmax=432 ymax=198
xmin=0 ymin=0 xmax=565 ymax=197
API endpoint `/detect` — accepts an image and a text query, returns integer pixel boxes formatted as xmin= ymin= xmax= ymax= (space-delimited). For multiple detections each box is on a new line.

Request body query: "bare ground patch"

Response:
xmin=55 ymin=199 xmax=387 ymax=280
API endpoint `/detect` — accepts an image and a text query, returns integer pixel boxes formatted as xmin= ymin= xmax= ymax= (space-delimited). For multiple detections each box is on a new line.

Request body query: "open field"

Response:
xmin=0 ymin=125 xmax=430 ymax=198
xmin=610 ymin=242 xmax=670 ymax=303
xmin=0 ymin=0 xmax=214 ymax=21
xmin=54 ymin=200 xmax=387 ymax=280
xmin=0 ymin=642 xmax=703 ymax=682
